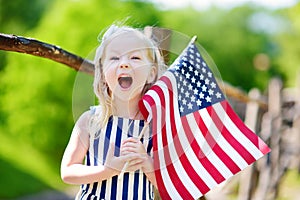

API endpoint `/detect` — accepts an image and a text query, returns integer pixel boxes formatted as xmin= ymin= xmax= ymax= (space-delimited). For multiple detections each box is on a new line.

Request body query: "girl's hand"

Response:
xmin=104 ymin=142 xmax=142 ymax=175
xmin=120 ymin=138 xmax=153 ymax=173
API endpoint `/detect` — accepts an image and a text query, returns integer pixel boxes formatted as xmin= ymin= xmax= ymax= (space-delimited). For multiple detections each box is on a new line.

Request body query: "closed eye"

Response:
xmin=131 ymin=56 xmax=141 ymax=60
xmin=110 ymin=56 xmax=119 ymax=61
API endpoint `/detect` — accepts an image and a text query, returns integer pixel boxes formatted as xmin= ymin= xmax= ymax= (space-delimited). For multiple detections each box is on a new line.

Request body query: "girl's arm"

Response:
xmin=60 ymin=111 xmax=132 ymax=185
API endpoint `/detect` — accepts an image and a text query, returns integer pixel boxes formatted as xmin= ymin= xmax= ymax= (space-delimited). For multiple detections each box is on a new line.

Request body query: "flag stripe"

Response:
xmin=152 ymin=82 xmax=196 ymax=200
xmin=192 ymin=111 xmax=241 ymax=175
xmin=162 ymin=75 xmax=210 ymax=197
xmin=206 ymin=104 xmax=257 ymax=165
xmin=219 ymin=101 xmax=270 ymax=155
xmin=186 ymin=112 xmax=236 ymax=178
xmin=142 ymin=94 xmax=180 ymax=200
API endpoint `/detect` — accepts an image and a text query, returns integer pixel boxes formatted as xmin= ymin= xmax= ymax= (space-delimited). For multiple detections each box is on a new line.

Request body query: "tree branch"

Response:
xmin=0 ymin=32 xmax=267 ymax=110
xmin=0 ymin=33 xmax=94 ymax=75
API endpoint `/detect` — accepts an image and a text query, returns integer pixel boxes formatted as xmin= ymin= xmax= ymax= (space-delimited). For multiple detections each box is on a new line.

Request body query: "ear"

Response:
xmin=147 ymin=66 xmax=157 ymax=83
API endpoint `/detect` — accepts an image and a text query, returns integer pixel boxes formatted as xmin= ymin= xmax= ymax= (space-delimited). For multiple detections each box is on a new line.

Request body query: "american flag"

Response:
xmin=139 ymin=37 xmax=270 ymax=199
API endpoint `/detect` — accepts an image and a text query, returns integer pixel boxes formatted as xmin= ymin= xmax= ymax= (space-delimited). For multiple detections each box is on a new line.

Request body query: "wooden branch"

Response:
xmin=0 ymin=33 xmax=94 ymax=75
xmin=0 ymin=33 xmax=268 ymax=110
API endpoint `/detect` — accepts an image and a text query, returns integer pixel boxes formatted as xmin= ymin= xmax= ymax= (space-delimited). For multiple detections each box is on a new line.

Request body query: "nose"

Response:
xmin=120 ymin=63 xmax=129 ymax=69
xmin=119 ymin=58 xmax=130 ymax=69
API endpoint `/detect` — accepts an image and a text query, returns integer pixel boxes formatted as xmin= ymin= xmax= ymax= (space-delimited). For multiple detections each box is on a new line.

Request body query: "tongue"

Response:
xmin=119 ymin=77 xmax=132 ymax=89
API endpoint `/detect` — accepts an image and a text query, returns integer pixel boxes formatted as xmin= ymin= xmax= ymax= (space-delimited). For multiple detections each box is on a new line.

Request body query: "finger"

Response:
xmin=122 ymin=137 xmax=139 ymax=145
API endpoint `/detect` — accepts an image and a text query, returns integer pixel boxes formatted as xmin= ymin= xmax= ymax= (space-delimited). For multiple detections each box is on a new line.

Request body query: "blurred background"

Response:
xmin=0 ymin=0 xmax=300 ymax=199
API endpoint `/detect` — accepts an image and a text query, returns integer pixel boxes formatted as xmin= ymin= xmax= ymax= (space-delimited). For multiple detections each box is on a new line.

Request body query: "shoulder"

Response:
xmin=76 ymin=106 xmax=102 ymax=124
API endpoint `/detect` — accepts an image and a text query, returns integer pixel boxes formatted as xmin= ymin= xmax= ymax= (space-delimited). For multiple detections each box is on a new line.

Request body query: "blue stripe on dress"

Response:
xmin=122 ymin=173 xmax=129 ymax=200
xmin=103 ymin=117 xmax=113 ymax=162
xmin=111 ymin=118 xmax=123 ymax=200
xmin=133 ymin=171 xmax=140 ymax=200
xmin=142 ymin=174 xmax=147 ymax=200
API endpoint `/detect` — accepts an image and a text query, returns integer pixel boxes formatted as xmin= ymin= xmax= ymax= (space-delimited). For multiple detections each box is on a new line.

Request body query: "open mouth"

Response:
xmin=118 ymin=76 xmax=133 ymax=89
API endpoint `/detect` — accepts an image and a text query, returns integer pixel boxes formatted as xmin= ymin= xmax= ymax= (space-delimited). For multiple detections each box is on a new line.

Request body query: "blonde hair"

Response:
xmin=92 ymin=25 xmax=165 ymax=128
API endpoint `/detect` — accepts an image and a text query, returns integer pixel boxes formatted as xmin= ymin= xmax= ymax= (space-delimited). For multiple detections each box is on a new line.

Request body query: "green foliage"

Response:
xmin=0 ymin=0 xmax=162 ymax=198
xmin=274 ymin=3 xmax=300 ymax=87
xmin=0 ymin=0 xmax=299 ymax=198
xmin=160 ymin=6 xmax=277 ymax=91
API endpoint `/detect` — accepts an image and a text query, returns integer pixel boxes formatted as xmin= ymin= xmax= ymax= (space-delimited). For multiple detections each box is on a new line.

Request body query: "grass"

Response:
xmin=277 ymin=169 xmax=300 ymax=200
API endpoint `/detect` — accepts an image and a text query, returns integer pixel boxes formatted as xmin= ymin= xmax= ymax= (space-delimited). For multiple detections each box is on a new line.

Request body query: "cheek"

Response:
xmin=104 ymin=68 xmax=117 ymax=88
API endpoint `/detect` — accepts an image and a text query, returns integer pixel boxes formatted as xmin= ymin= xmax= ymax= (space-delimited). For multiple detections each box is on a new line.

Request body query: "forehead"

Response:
xmin=104 ymin=31 xmax=151 ymax=54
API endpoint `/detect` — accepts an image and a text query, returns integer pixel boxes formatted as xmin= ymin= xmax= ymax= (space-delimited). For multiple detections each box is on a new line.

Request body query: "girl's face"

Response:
xmin=102 ymin=32 xmax=156 ymax=102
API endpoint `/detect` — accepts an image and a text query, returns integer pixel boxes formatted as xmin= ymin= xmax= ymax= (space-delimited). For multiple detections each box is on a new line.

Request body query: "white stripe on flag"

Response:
xmin=185 ymin=113 xmax=234 ymax=180
xmin=145 ymin=88 xmax=183 ymax=199
xmin=161 ymin=76 xmax=204 ymax=197
xmin=199 ymin=107 xmax=249 ymax=170
xmin=213 ymin=103 xmax=264 ymax=159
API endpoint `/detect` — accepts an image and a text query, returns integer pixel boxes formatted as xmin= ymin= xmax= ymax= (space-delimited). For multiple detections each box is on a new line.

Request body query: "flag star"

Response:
xmin=196 ymin=63 xmax=201 ymax=69
xmin=211 ymin=82 xmax=216 ymax=88
xmin=191 ymin=95 xmax=196 ymax=102
xmin=202 ymin=61 xmax=206 ymax=67
xmin=183 ymin=79 xmax=187 ymax=86
xmin=180 ymin=106 xmax=184 ymax=113
xmin=179 ymin=75 xmax=183 ymax=82
xmin=185 ymin=91 xmax=190 ymax=97
xmin=189 ymin=65 xmax=193 ymax=71
xmin=199 ymin=92 xmax=205 ymax=99
xmin=208 ymin=72 xmax=212 ymax=78
xmin=181 ymin=87 xmax=184 ymax=93
xmin=196 ymin=58 xmax=201 ymax=63
xmin=185 ymin=72 xmax=190 ymax=79
xmin=193 ymin=88 xmax=199 ymax=95
xmin=182 ymin=98 xmax=187 ymax=105
xmin=202 ymin=67 xmax=206 ymax=73
xmin=189 ymin=54 xmax=194 ymax=59
xmin=183 ymin=62 xmax=187 ymax=67
xmin=187 ymin=102 xmax=193 ymax=109
xmin=181 ymin=68 xmax=185 ymax=74
xmin=177 ymin=83 xmax=181 ymax=88
xmin=200 ymin=74 xmax=204 ymax=80
xmin=196 ymin=52 xmax=200 ymax=57
xmin=202 ymin=85 xmax=207 ymax=92
xmin=196 ymin=99 xmax=202 ymax=106
xmin=194 ymin=70 xmax=199 ymax=76
xmin=191 ymin=76 xmax=196 ymax=83
xmin=208 ymin=89 xmax=214 ymax=95
xmin=190 ymin=60 xmax=194 ymax=65
xmin=175 ymin=65 xmax=180 ymax=70
xmin=188 ymin=84 xmax=193 ymax=91
xmin=178 ymin=94 xmax=182 ymax=100
xmin=205 ymin=78 xmax=210 ymax=85
xmin=197 ymin=81 xmax=201 ymax=87
xmin=183 ymin=57 xmax=188 ymax=61
xmin=175 ymin=71 xmax=179 ymax=77
xmin=206 ymin=96 xmax=212 ymax=102
xmin=216 ymin=92 xmax=222 ymax=98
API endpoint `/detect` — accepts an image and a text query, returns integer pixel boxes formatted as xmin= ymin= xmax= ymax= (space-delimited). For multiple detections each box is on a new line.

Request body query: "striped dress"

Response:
xmin=76 ymin=107 xmax=154 ymax=200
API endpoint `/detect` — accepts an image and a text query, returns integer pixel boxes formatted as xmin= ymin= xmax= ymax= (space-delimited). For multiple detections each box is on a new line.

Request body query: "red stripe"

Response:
xmin=142 ymin=94 xmax=171 ymax=200
xmin=207 ymin=103 xmax=256 ymax=165
xmin=220 ymin=101 xmax=270 ymax=154
xmin=150 ymin=82 xmax=193 ymax=199
xmin=193 ymin=111 xmax=241 ymax=174
xmin=181 ymin=115 xmax=225 ymax=184
xmin=164 ymin=76 xmax=210 ymax=197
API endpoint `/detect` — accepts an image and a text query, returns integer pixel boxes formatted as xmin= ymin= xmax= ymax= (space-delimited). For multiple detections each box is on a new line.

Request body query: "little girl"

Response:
xmin=61 ymin=25 xmax=164 ymax=200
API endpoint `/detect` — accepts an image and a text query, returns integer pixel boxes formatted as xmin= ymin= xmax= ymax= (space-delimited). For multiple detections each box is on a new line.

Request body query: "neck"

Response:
xmin=112 ymin=96 xmax=142 ymax=119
